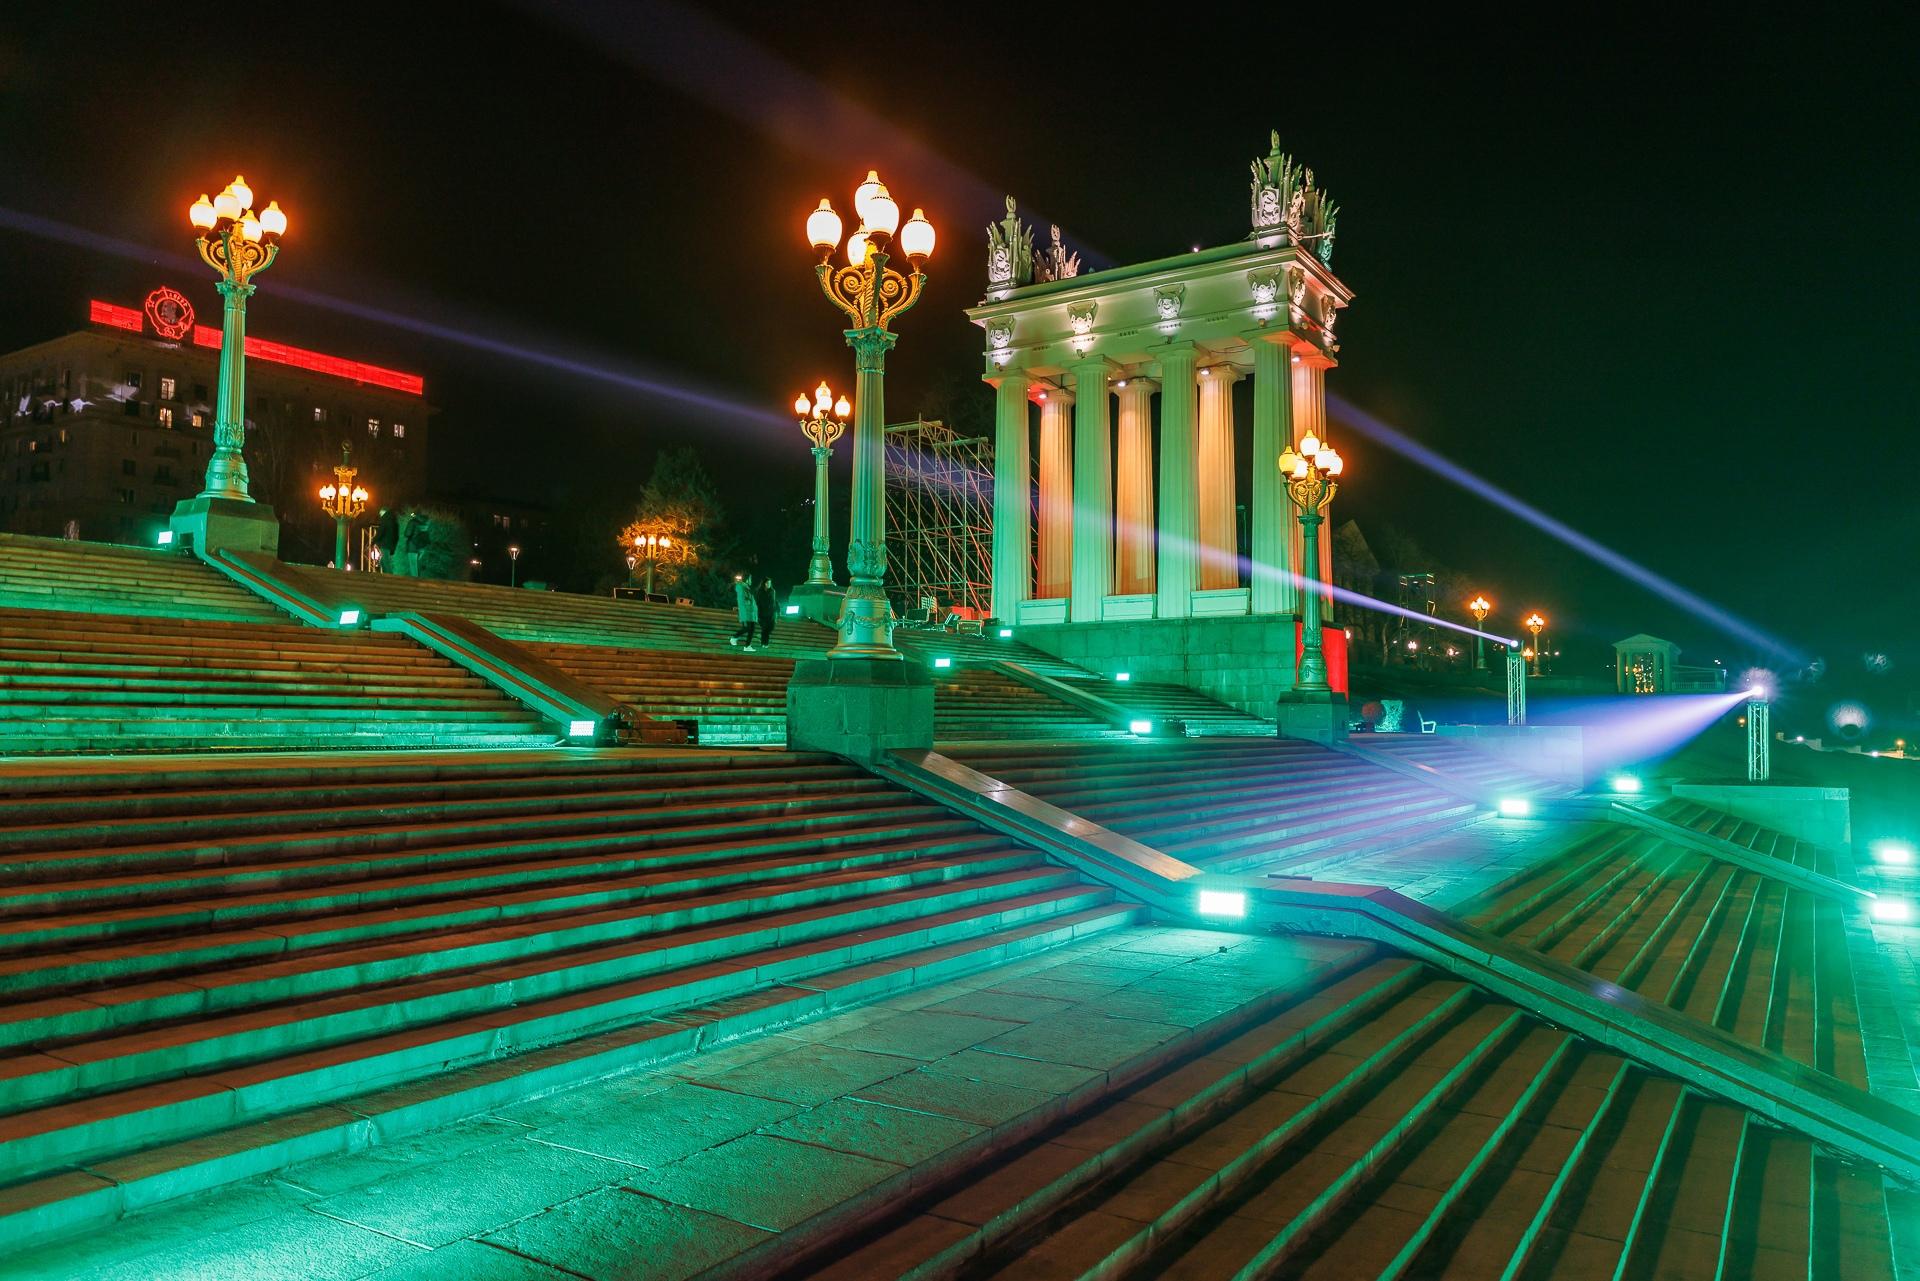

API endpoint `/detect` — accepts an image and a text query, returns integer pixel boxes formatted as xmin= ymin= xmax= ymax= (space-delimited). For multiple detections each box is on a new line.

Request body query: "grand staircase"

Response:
xmin=0 ymin=534 xmax=283 ymax=624
xmin=1362 ymin=732 xmax=1580 ymax=799
xmin=0 ymin=750 xmax=1137 ymax=1248
xmin=525 ymin=641 xmax=794 ymax=746
xmin=932 ymin=668 xmax=1125 ymax=743
xmin=952 ymin=740 xmax=1483 ymax=875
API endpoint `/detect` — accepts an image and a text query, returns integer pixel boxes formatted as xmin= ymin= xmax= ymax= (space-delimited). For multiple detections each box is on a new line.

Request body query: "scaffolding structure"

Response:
xmin=883 ymin=418 xmax=993 ymax=620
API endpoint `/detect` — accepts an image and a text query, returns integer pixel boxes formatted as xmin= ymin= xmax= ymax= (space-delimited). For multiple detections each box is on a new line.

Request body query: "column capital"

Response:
xmin=1198 ymin=362 xmax=1245 ymax=386
xmin=983 ymin=368 xmax=1031 ymax=392
xmin=1115 ymin=375 xmax=1159 ymax=397
xmin=1069 ymin=354 xmax=1124 ymax=380
xmin=1035 ymin=383 xmax=1074 ymax=408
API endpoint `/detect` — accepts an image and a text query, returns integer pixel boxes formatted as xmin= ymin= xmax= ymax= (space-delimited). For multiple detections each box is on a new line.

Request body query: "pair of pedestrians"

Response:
xmin=729 ymin=575 xmax=777 ymax=651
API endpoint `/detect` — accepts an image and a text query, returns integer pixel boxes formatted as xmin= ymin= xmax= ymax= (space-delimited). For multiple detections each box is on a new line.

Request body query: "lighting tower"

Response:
xmin=793 ymin=382 xmax=851 ymax=588
xmin=1277 ymin=433 xmax=1345 ymax=693
xmin=1468 ymin=594 xmax=1492 ymax=669
xmin=316 ymin=444 xmax=369 ymax=570
xmin=1507 ymin=647 xmax=1528 ymax=725
xmin=1747 ymin=687 xmax=1772 ymax=782
xmin=1523 ymin=611 xmax=1547 ymax=674
xmin=171 ymin=175 xmax=290 ymax=554
xmin=804 ymin=172 xmax=935 ymax=659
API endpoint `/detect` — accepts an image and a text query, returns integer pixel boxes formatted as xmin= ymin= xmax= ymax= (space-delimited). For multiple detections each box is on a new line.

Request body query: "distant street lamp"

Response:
xmin=316 ymin=443 xmax=369 ymax=569
xmin=634 ymin=531 xmax=673 ymax=596
xmin=1277 ymin=431 xmax=1345 ymax=692
xmin=1524 ymin=611 xmax=1547 ymax=674
xmin=508 ymin=543 xmax=521 ymax=588
xmin=186 ymin=176 xmax=288 ymax=504
xmin=794 ymin=382 xmax=851 ymax=586
xmin=806 ymin=171 xmax=935 ymax=660
xmin=1468 ymin=594 xmax=1492 ymax=669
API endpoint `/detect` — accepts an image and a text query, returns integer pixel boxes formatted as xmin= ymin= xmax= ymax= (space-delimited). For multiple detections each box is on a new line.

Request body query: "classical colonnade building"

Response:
xmin=964 ymin=136 xmax=1352 ymax=710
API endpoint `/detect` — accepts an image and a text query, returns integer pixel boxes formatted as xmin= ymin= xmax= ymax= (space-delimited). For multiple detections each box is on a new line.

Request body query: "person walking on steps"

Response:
xmin=372 ymin=507 xmax=398 ymax=574
xmin=755 ymin=576 xmax=777 ymax=649
xmin=729 ymin=573 xmax=758 ymax=649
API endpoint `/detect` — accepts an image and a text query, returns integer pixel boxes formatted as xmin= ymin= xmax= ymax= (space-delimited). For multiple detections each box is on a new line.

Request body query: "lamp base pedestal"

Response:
xmin=169 ymin=496 xmax=281 ymax=557
xmin=1275 ymin=689 xmax=1349 ymax=745
xmin=786 ymin=657 xmax=933 ymax=765
xmin=787 ymin=581 xmax=844 ymax=626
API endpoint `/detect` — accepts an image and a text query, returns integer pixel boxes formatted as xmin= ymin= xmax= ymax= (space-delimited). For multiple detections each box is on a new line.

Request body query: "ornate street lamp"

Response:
xmin=1277 ymin=432 xmax=1345 ymax=692
xmin=805 ymin=172 xmax=935 ymax=659
xmin=1468 ymin=594 xmax=1492 ymax=669
xmin=793 ymin=382 xmax=851 ymax=586
xmin=633 ymin=531 xmax=673 ymax=596
xmin=316 ymin=443 xmax=369 ymax=569
xmin=1524 ymin=611 xmax=1547 ymax=674
xmin=186 ymin=176 xmax=287 ymax=504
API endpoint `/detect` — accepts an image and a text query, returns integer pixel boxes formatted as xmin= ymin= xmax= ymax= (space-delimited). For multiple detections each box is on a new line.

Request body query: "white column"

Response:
xmin=1035 ymin=386 xmax=1073 ymax=599
xmin=1114 ymin=376 xmax=1156 ymax=596
xmin=990 ymin=372 xmax=1032 ymax=621
xmin=1196 ymin=362 xmax=1241 ymax=590
xmin=1250 ymin=335 xmax=1294 ymax=615
xmin=1070 ymin=358 xmax=1114 ymax=622
xmin=1154 ymin=344 xmax=1198 ymax=619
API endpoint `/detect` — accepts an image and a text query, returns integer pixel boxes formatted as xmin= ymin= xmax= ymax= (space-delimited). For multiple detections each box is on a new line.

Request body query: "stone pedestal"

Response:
xmin=786 ymin=582 xmax=844 ymax=626
xmin=169 ymin=497 xmax=281 ymax=557
xmin=786 ymin=657 xmax=934 ymax=765
xmin=1276 ymin=689 xmax=1348 ymax=745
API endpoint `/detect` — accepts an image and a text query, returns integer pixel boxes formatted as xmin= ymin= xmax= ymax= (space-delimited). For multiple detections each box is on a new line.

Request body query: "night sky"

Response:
xmin=3 ymin=4 xmax=1916 ymax=693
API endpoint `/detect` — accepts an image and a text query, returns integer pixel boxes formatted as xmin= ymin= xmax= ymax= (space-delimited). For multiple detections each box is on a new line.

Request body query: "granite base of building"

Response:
xmin=1672 ymin=782 xmax=1851 ymax=849
xmin=1015 ymin=614 xmax=1308 ymax=719
xmin=169 ymin=496 xmax=282 ymax=557
xmin=1276 ymin=689 xmax=1348 ymax=744
xmin=786 ymin=656 xmax=934 ymax=765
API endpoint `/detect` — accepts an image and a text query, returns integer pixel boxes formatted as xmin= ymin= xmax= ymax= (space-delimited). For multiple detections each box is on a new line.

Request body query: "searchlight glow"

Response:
xmin=784 ymin=604 xmax=800 ymax=616
xmin=933 ymin=657 xmax=952 ymax=669
xmin=1130 ymin=720 xmax=1154 ymax=735
xmin=998 ymin=628 xmax=1013 ymax=639
xmin=1197 ymin=888 xmax=1247 ymax=918
xmin=567 ymin=719 xmax=597 ymax=738
xmin=1115 ymin=672 xmax=1131 ymax=682
xmin=1608 ymin=774 xmax=1642 ymax=794
xmin=1497 ymin=797 xmax=1533 ymax=817
xmin=1872 ymin=840 xmax=1915 ymax=868
xmin=337 ymin=609 xmax=362 ymax=627
xmin=1871 ymin=897 xmax=1913 ymax=925
xmin=156 ymin=529 xmax=175 ymax=546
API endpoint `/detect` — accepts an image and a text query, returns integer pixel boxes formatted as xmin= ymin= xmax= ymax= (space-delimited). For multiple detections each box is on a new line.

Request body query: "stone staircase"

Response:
xmin=0 ymin=606 xmax=557 ymax=753
xmin=806 ymin=945 xmax=1902 ymax=1280
xmin=0 ymin=533 xmax=284 ymax=624
xmin=286 ymin=564 xmax=836 ymax=659
xmin=932 ymin=668 xmax=1127 ymax=744
xmin=952 ymin=740 xmax=1483 ymax=875
xmin=1363 ymin=732 xmax=1579 ymax=798
xmin=524 ymin=641 xmax=794 ymax=746
xmin=0 ymin=750 xmax=1138 ymax=1247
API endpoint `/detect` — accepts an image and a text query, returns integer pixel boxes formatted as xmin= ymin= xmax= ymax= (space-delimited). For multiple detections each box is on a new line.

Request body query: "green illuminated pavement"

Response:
xmin=4 ymin=927 xmax=1357 ymax=1281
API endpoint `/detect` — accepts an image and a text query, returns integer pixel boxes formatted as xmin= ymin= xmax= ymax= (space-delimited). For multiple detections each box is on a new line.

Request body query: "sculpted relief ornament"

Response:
xmin=1153 ymin=284 xmax=1185 ymax=323
xmin=1249 ymin=131 xmax=1340 ymax=266
xmin=985 ymin=196 xmax=1035 ymax=297
xmin=1034 ymin=225 xmax=1081 ymax=283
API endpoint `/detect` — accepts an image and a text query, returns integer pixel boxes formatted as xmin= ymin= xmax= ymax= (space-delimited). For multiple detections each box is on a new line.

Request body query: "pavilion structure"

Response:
xmin=966 ymin=133 xmax=1352 ymax=727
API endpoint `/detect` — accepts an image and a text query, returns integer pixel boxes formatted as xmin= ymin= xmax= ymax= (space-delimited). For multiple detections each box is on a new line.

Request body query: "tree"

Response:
xmin=401 ymin=504 xmax=471 ymax=580
xmin=632 ymin=446 xmax=733 ymax=606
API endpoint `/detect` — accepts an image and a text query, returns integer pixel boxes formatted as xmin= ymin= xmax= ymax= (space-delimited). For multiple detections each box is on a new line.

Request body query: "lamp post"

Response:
xmin=633 ymin=532 xmax=672 ymax=596
xmin=1468 ymin=594 xmax=1492 ymax=669
xmin=508 ymin=544 xmax=521 ymax=588
xmin=794 ymin=382 xmax=851 ymax=586
xmin=316 ymin=443 xmax=369 ymax=570
xmin=1524 ymin=611 xmax=1547 ymax=674
xmin=173 ymin=176 xmax=288 ymax=553
xmin=1277 ymin=432 xmax=1345 ymax=692
xmin=805 ymin=172 xmax=936 ymax=660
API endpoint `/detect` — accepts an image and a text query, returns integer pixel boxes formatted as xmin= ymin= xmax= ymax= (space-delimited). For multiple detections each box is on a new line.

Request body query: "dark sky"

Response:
xmin=3 ymin=3 xmax=1916 ymax=684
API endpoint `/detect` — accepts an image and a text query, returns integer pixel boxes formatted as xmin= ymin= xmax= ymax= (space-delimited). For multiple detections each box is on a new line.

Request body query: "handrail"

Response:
xmin=881 ymin=747 xmax=1920 ymax=1185
xmin=197 ymin=547 xmax=343 ymax=628
xmin=988 ymin=660 xmax=1183 ymax=735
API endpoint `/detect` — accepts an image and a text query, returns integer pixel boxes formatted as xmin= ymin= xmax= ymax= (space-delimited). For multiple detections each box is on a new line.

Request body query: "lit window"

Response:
xmin=158 ymin=376 xmax=176 ymax=400
xmin=190 ymin=412 xmax=205 ymax=428
xmin=367 ymin=418 xmax=380 ymax=436
xmin=392 ymin=422 xmax=405 ymax=438
xmin=313 ymin=406 xmax=326 ymax=422
xmin=156 ymin=407 xmax=174 ymax=429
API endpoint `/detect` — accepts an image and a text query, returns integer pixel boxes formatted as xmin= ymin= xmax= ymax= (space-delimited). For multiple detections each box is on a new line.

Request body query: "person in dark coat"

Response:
xmin=372 ymin=507 xmax=399 ymax=573
xmin=755 ymin=576 xmax=777 ymax=648
xmin=729 ymin=574 xmax=758 ymax=648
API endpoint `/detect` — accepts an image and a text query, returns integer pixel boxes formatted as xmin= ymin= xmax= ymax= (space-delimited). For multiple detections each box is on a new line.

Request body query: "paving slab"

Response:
xmin=483 ymin=1186 xmax=771 ymax=1281
xmin=697 ymin=1040 xmax=919 ymax=1106
xmin=764 ymin=1096 xmax=984 ymax=1166
xmin=623 ymin=1133 xmax=900 ymax=1233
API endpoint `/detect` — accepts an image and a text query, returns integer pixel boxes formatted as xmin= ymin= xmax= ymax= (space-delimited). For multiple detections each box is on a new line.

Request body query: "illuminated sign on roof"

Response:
xmin=88 ymin=292 xmax=425 ymax=397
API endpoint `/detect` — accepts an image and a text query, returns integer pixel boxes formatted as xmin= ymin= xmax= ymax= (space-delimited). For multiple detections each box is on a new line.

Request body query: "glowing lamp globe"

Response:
xmin=1325 ymin=450 xmax=1345 ymax=475
xmin=813 ymin=381 xmax=832 ymax=412
xmin=853 ymin=170 xmax=886 ymax=222
xmin=1278 ymin=448 xmax=1302 ymax=474
xmin=319 ymin=483 xmax=337 ymax=501
xmin=213 ymin=187 xmax=242 ymax=221
xmin=794 ymin=394 xmax=811 ymax=415
xmin=1299 ymin=433 xmax=1321 ymax=458
xmin=899 ymin=208 xmax=935 ymax=260
xmin=865 ymin=191 xmax=900 ymax=237
xmin=846 ymin=229 xmax=870 ymax=266
xmin=228 ymin=175 xmax=253 ymax=211
xmin=834 ymin=395 xmax=851 ymax=418
xmin=806 ymin=199 xmax=842 ymax=254
xmin=259 ymin=200 xmax=287 ymax=238
xmin=660 ymin=536 xmax=672 ymax=548
xmin=351 ymin=486 xmax=368 ymax=503
xmin=239 ymin=214 xmax=263 ymax=243
xmin=189 ymin=194 xmax=216 ymax=230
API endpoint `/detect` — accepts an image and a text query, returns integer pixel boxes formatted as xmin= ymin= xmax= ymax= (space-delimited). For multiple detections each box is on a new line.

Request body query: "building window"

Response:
xmin=190 ymin=411 xmax=206 ymax=428
xmin=157 ymin=407 xmax=174 ymax=429
xmin=124 ymin=400 xmax=142 ymax=417
xmin=117 ymin=488 xmax=134 ymax=505
xmin=125 ymin=371 xmax=142 ymax=389
xmin=193 ymin=383 xmax=208 ymax=402
xmin=121 ymin=459 xmax=136 ymax=476
xmin=392 ymin=422 xmax=405 ymax=439
xmin=159 ymin=376 xmax=176 ymax=400
xmin=155 ymin=465 xmax=175 ymax=484
xmin=313 ymin=406 xmax=327 ymax=423
xmin=57 ymin=429 xmax=67 ymax=444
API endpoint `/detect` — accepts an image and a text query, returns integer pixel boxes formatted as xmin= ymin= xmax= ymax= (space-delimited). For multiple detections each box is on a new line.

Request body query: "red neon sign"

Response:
xmin=89 ymin=295 xmax=425 ymax=397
